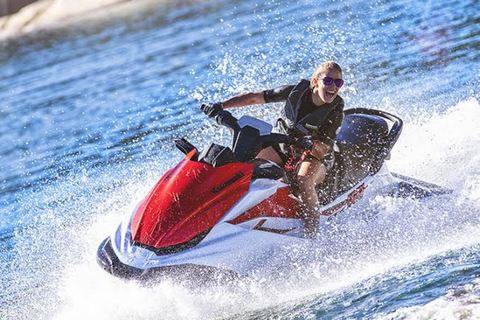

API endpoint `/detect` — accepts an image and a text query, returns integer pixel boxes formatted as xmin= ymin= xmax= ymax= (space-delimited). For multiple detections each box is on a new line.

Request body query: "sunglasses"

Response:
xmin=321 ymin=77 xmax=344 ymax=88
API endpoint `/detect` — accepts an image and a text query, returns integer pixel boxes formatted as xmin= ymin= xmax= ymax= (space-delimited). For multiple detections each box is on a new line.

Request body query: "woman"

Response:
xmin=202 ymin=61 xmax=345 ymax=238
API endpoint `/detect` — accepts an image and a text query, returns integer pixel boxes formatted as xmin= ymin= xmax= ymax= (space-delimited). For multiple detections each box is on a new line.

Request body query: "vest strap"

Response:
xmin=284 ymin=145 xmax=311 ymax=171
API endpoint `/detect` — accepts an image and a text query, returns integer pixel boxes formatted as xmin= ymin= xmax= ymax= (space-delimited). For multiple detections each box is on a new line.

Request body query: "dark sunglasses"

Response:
xmin=321 ymin=77 xmax=344 ymax=88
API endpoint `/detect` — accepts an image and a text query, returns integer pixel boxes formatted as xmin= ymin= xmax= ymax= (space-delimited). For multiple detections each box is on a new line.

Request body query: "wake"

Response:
xmin=4 ymin=99 xmax=480 ymax=320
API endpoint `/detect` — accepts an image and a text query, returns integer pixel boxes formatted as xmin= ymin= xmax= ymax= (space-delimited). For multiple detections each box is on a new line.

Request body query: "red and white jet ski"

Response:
xmin=97 ymin=107 xmax=450 ymax=281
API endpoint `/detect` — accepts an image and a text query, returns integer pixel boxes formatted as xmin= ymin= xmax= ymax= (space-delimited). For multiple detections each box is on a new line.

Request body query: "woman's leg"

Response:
xmin=297 ymin=159 xmax=327 ymax=238
xmin=256 ymin=146 xmax=283 ymax=165
xmin=257 ymin=147 xmax=327 ymax=237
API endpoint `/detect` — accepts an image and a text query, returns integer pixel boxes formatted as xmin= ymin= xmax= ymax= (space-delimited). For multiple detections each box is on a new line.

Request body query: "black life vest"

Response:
xmin=276 ymin=79 xmax=343 ymax=139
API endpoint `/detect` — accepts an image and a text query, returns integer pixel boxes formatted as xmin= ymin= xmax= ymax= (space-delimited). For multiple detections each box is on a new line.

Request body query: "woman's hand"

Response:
xmin=200 ymin=103 xmax=223 ymax=118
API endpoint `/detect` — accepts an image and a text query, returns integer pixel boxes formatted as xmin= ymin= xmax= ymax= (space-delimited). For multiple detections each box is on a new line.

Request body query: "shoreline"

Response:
xmin=0 ymin=0 xmax=37 ymax=17
xmin=0 ymin=0 xmax=130 ymax=40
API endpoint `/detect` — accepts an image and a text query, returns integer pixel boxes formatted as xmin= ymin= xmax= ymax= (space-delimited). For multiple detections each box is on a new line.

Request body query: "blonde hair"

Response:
xmin=310 ymin=61 xmax=343 ymax=88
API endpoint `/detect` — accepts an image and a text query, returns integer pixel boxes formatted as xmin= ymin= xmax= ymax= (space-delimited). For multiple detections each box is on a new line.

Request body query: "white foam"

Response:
xmin=6 ymin=99 xmax=480 ymax=320
xmin=389 ymin=98 xmax=480 ymax=189
xmin=51 ymin=99 xmax=480 ymax=320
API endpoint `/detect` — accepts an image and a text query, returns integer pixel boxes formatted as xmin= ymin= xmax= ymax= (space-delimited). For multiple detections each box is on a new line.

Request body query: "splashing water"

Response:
xmin=1 ymin=0 xmax=479 ymax=319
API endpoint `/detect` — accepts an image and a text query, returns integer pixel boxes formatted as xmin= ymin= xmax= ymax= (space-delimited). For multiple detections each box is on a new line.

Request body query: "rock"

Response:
xmin=0 ymin=0 xmax=38 ymax=17
xmin=0 ymin=0 xmax=128 ymax=39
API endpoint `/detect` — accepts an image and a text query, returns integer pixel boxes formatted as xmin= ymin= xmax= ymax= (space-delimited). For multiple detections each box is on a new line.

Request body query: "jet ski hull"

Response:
xmin=97 ymin=237 xmax=242 ymax=283
xmin=96 ymin=108 xmax=452 ymax=281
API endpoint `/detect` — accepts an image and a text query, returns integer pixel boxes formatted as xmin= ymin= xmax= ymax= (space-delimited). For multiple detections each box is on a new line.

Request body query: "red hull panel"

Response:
xmin=131 ymin=156 xmax=253 ymax=249
xmin=229 ymin=186 xmax=300 ymax=225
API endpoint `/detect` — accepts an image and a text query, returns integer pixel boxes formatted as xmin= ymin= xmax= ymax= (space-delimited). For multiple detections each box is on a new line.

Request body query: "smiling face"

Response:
xmin=311 ymin=67 xmax=343 ymax=106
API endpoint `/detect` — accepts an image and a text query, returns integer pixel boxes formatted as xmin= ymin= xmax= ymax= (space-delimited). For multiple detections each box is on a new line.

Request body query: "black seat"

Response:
xmin=316 ymin=114 xmax=390 ymax=202
xmin=251 ymin=159 xmax=286 ymax=180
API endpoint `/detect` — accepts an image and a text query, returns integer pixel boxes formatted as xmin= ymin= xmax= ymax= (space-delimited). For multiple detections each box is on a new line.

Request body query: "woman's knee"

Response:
xmin=298 ymin=161 xmax=326 ymax=183
xmin=256 ymin=146 xmax=283 ymax=165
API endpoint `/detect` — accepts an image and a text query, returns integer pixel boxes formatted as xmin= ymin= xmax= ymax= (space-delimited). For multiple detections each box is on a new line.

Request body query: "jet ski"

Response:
xmin=97 ymin=107 xmax=451 ymax=281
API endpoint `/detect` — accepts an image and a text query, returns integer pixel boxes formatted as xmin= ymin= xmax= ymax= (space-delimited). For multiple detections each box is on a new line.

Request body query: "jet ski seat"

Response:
xmin=251 ymin=159 xmax=286 ymax=180
xmin=336 ymin=113 xmax=389 ymax=163
xmin=318 ymin=113 xmax=390 ymax=201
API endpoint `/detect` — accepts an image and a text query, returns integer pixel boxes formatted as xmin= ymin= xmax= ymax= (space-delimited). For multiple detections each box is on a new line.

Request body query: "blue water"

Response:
xmin=1 ymin=0 xmax=479 ymax=319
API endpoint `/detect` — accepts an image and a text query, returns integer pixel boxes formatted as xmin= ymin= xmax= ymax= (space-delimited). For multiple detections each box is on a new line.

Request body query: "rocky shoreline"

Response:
xmin=0 ymin=0 xmax=129 ymax=39
xmin=0 ymin=0 xmax=37 ymax=17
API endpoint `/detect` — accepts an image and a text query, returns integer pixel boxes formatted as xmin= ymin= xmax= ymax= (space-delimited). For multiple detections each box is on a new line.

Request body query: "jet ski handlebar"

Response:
xmin=215 ymin=110 xmax=310 ymax=146
xmin=213 ymin=109 xmax=311 ymax=162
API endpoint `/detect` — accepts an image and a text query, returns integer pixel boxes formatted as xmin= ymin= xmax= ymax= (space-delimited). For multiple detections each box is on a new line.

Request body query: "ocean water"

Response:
xmin=1 ymin=0 xmax=479 ymax=319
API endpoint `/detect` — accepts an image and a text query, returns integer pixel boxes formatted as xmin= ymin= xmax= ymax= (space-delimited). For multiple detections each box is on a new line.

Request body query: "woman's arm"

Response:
xmin=311 ymin=109 xmax=344 ymax=159
xmin=311 ymin=140 xmax=331 ymax=160
xmin=221 ymin=91 xmax=266 ymax=109
xmin=220 ymin=84 xmax=295 ymax=109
